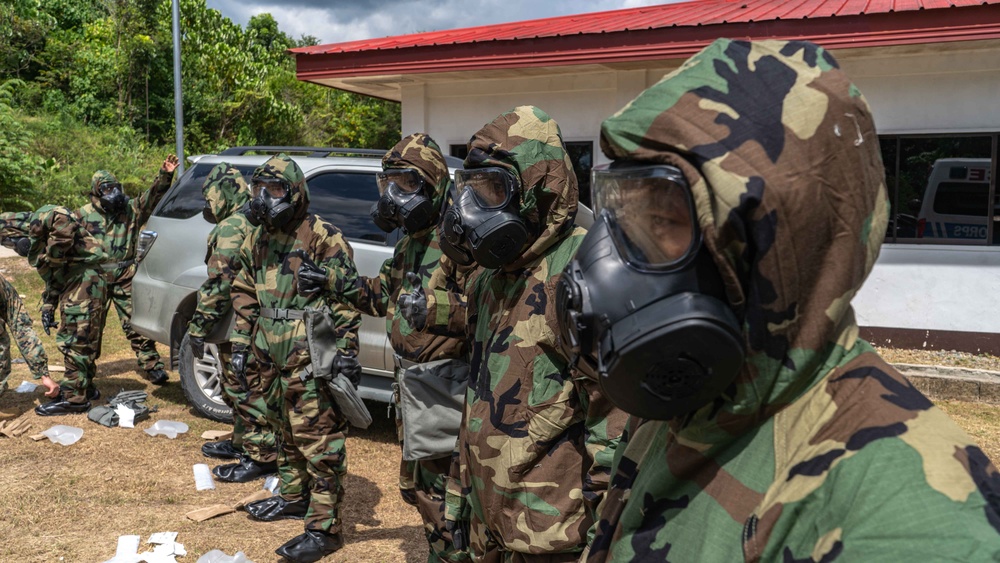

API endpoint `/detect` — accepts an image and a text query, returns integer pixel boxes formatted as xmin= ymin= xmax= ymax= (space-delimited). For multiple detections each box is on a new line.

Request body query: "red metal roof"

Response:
xmin=293 ymin=0 xmax=1000 ymax=80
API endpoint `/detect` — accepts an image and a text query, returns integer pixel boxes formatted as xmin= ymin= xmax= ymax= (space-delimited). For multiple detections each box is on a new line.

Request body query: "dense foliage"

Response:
xmin=0 ymin=0 xmax=401 ymax=210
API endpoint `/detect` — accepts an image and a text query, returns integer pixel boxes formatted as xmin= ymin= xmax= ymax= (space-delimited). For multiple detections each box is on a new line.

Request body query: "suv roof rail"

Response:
xmin=220 ymin=146 xmax=387 ymax=158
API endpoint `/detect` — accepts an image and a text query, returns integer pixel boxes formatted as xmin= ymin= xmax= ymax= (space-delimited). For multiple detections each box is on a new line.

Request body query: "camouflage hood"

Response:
xmin=600 ymin=39 xmax=889 ymax=436
xmin=89 ymin=170 xmax=120 ymax=213
xmin=252 ymin=154 xmax=309 ymax=229
xmin=465 ymin=105 xmax=578 ymax=271
xmin=203 ymin=162 xmax=250 ymax=221
xmin=382 ymin=133 xmax=451 ymax=236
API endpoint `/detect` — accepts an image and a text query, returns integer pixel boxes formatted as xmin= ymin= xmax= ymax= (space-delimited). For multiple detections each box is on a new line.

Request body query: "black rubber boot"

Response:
xmin=144 ymin=368 xmax=168 ymax=385
xmin=213 ymin=455 xmax=278 ymax=483
xmin=245 ymin=496 xmax=309 ymax=522
xmin=202 ymin=439 xmax=243 ymax=460
xmin=35 ymin=394 xmax=91 ymax=416
xmin=86 ymin=385 xmax=101 ymax=402
xmin=275 ymin=530 xmax=343 ymax=562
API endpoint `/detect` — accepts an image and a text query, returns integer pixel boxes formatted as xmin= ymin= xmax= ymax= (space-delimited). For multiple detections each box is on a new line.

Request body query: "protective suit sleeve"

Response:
xmin=134 ymin=168 xmax=175 ymax=226
xmin=229 ymin=233 xmax=259 ymax=347
xmin=334 ymin=255 xmax=393 ymax=318
xmin=576 ymin=374 xmax=628 ymax=546
xmin=189 ymin=220 xmax=247 ymax=338
xmin=319 ymin=242 xmax=363 ymax=356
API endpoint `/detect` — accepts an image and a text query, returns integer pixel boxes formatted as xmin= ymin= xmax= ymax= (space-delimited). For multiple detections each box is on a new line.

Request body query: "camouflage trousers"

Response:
xmin=0 ymin=284 xmax=49 ymax=395
xmin=217 ymin=343 xmax=275 ymax=464
xmin=104 ymin=278 xmax=163 ymax=372
xmin=263 ymin=363 xmax=349 ymax=534
xmin=57 ymin=269 xmax=107 ymax=402
xmin=394 ymin=371 xmax=471 ymax=563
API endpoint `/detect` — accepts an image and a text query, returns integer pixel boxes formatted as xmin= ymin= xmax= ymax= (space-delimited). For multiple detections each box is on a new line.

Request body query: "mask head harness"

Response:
xmin=370 ymin=168 xmax=435 ymax=234
xmin=440 ymin=166 xmax=528 ymax=269
xmin=247 ymin=175 xmax=294 ymax=230
xmin=555 ymin=161 xmax=745 ymax=420
xmin=97 ymin=181 xmax=129 ymax=216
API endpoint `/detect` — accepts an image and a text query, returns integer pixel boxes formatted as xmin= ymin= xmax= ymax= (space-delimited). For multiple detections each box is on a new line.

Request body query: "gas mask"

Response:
xmin=370 ymin=168 xmax=434 ymax=234
xmin=201 ymin=202 xmax=218 ymax=224
xmin=439 ymin=167 xmax=527 ymax=269
xmin=248 ymin=176 xmax=295 ymax=230
xmin=97 ymin=181 xmax=130 ymax=216
xmin=555 ymin=162 xmax=745 ymax=420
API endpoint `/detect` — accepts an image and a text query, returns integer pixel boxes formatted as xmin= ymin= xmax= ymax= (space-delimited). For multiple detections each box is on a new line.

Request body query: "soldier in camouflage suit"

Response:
xmin=407 ymin=107 xmax=627 ymax=561
xmin=231 ymin=154 xmax=362 ymax=562
xmin=0 ymin=274 xmax=57 ymax=397
xmin=332 ymin=133 xmax=475 ymax=563
xmin=577 ymin=39 xmax=1000 ymax=561
xmin=77 ymin=156 xmax=177 ymax=384
xmin=187 ymin=163 xmax=277 ymax=481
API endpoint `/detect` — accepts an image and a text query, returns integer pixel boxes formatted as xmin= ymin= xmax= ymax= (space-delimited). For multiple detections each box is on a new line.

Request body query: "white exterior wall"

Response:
xmin=399 ymin=42 xmax=1000 ymax=336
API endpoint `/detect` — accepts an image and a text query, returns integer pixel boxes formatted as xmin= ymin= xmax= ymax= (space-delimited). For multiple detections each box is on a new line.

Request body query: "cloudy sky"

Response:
xmin=206 ymin=0 xmax=683 ymax=45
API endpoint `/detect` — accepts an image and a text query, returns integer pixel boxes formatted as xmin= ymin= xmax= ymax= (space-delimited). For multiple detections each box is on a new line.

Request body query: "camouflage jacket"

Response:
xmin=231 ymin=155 xmax=361 ymax=374
xmin=434 ymin=107 xmax=626 ymax=557
xmin=73 ymin=167 xmax=174 ymax=285
xmin=337 ymin=133 xmax=476 ymax=363
xmin=188 ymin=164 xmax=253 ymax=339
xmin=0 ymin=206 xmax=106 ymax=307
xmin=586 ymin=39 xmax=1000 ymax=562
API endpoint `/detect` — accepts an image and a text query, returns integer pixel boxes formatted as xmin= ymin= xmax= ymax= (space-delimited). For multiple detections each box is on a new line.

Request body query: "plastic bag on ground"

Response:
xmin=40 ymin=425 xmax=83 ymax=446
xmin=144 ymin=420 xmax=189 ymax=439
xmin=15 ymin=381 xmax=38 ymax=393
xmin=196 ymin=549 xmax=254 ymax=563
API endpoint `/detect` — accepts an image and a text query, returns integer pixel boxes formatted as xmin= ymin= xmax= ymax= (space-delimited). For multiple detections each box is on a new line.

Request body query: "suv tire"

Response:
xmin=178 ymin=332 xmax=234 ymax=423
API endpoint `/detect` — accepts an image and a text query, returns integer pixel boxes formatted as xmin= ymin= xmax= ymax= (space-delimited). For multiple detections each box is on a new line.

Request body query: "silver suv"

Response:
xmin=131 ymin=146 xmax=462 ymax=421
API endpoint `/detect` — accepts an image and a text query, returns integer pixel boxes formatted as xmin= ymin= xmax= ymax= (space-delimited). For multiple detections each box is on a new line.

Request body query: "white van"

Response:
xmin=916 ymin=158 xmax=993 ymax=241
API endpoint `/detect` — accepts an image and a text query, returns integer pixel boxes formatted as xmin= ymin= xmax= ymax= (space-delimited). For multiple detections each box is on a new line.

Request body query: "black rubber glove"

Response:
xmin=40 ymin=306 xmax=57 ymax=336
xmin=446 ymin=518 xmax=470 ymax=551
xmin=397 ymin=272 xmax=427 ymax=330
xmin=189 ymin=335 xmax=205 ymax=360
xmin=230 ymin=344 xmax=250 ymax=393
xmin=294 ymin=250 xmax=328 ymax=296
xmin=13 ymin=237 xmax=30 ymax=257
xmin=334 ymin=353 xmax=362 ymax=388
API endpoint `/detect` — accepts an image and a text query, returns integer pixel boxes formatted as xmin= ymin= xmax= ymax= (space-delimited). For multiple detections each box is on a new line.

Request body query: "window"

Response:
xmin=879 ymin=135 xmax=995 ymax=244
xmin=307 ymin=171 xmax=389 ymax=244
xmin=450 ymin=144 xmax=469 ymax=160
xmin=155 ymin=163 xmax=256 ymax=219
xmin=565 ymin=141 xmax=594 ymax=209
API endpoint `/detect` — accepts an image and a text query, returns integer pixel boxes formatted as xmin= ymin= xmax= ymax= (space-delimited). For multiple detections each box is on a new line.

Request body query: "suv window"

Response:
xmin=933 ymin=181 xmax=990 ymax=216
xmin=156 ymin=162 xmax=256 ymax=219
xmin=308 ymin=171 xmax=388 ymax=244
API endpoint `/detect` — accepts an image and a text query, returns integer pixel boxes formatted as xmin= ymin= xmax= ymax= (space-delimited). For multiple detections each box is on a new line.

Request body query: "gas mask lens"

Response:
xmin=455 ymin=167 xmax=517 ymax=209
xmin=98 ymin=182 xmax=122 ymax=196
xmin=376 ymin=169 xmax=424 ymax=194
xmin=251 ymin=177 xmax=290 ymax=199
xmin=592 ymin=164 xmax=696 ymax=268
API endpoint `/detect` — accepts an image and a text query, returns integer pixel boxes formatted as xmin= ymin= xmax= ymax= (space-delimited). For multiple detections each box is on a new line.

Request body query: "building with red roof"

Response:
xmin=292 ymin=0 xmax=1000 ymax=352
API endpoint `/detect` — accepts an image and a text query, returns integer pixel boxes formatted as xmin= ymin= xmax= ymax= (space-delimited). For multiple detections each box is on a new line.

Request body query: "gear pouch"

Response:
xmin=399 ymin=358 xmax=469 ymax=461
xmin=302 ymin=307 xmax=372 ymax=429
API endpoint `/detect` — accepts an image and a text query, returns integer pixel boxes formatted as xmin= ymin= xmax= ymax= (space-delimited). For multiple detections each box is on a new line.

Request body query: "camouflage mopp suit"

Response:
xmin=188 ymin=163 xmax=275 ymax=466
xmin=585 ymin=39 xmax=1000 ymax=561
xmin=232 ymin=154 xmax=362 ymax=539
xmin=0 ymin=274 xmax=48 ymax=396
xmin=68 ymin=166 xmax=175 ymax=391
xmin=426 ymin=106 xmax=628 ymax=561
xmin=336 ymin=133 xmax=476 ymax=562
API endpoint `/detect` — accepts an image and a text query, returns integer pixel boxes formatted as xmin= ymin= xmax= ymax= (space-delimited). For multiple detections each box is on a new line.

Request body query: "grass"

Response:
xmin=2 ymin=255 xmax=1000 ymax=561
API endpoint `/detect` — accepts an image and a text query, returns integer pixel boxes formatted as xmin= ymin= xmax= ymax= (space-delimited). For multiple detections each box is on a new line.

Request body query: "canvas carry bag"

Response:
xmin=398 ymin=357 xmax=469 ymax=461
xmin=302 ymin=307 xmax=372 ymax=429
xmin=87 ymin=390 xmax=152 ymax=427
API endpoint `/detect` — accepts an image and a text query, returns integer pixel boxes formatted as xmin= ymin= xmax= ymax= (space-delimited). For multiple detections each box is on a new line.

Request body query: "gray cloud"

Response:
xmin=207 ymin=0 xmax=673 ymax=44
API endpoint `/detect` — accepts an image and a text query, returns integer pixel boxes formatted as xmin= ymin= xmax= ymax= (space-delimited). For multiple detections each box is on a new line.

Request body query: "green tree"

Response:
xmin=0 ymin=79 xmax=46 ymax=210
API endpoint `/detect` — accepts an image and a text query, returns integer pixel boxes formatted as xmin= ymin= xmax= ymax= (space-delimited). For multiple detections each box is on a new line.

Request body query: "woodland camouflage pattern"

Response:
xmin=62 ymin=166 xmax=174 ymax=388
xmin=336 ymin=133 xmax=476 ymax=562
xmin=0 ymin=205 xmax=108 ymax=400
xmin=0 ymin=274 xmax=48 ymax=395
xmin=232 ymin=154 xmax=361 ymax=535
xmin=586 ymin=39 xmax=1000 ymax=561
xmin=188 ymin=163 xmax=275 ymax=464
xmin=430 ymin=106 xmax=626 ymax=560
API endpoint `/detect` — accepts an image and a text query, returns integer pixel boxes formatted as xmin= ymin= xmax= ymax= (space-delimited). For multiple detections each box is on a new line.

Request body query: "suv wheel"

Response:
xmin=178 ymin=332 xmax=234 ymax=423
